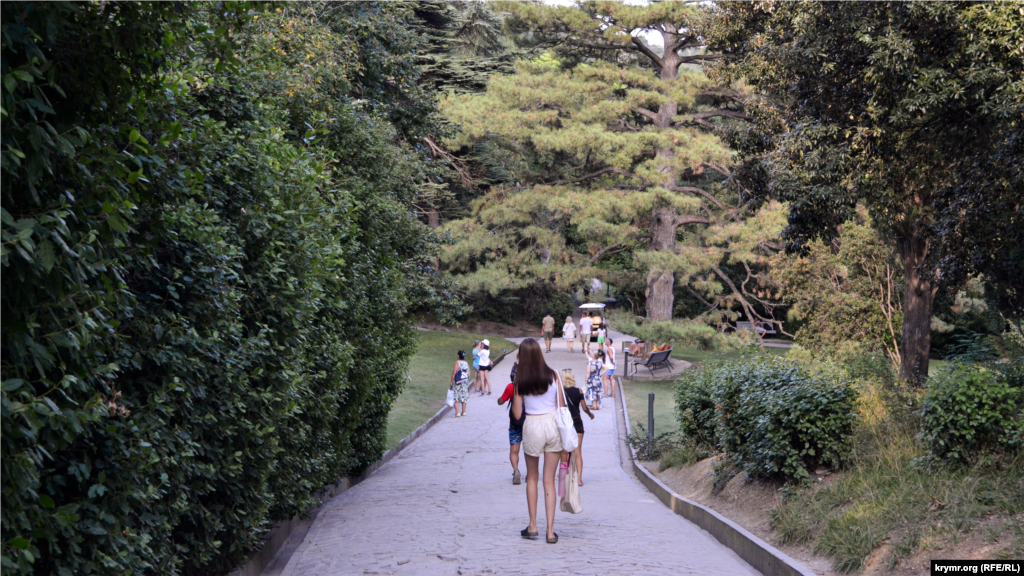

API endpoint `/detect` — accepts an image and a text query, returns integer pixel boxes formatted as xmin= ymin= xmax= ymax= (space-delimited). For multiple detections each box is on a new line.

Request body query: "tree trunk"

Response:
xmin=898 ymin=236 xmax=935 ymax=383
xmin=426 ymin=207 xmax=440 ymax=229
xmin=646 ymin=206 xmax=679 ymax=320
xmin=644 ymin=41 xmax=681 ymax=321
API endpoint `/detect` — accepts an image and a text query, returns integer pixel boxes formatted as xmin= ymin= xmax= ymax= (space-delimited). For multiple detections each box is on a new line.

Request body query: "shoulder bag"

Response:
xmin=554 ymin=374 xmax=579 ymax=453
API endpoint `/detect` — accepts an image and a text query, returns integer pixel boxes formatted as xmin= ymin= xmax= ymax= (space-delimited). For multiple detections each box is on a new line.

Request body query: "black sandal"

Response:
xmin=521 ymin=527 xmax=538 ymax=539
xmin=546 ymin=533 xmax=558 ymax=544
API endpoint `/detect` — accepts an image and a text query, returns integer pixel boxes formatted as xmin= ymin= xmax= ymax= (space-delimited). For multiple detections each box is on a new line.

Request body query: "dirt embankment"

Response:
xmin=642 ymin=459 xmax=839 ymax=576
xmin=643 ymin=459 xmax=1020 ymax=576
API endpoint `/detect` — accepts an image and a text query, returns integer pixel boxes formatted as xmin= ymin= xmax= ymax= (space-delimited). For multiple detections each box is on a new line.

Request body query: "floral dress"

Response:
xmin=452 ymin=360 xmax=470 ymax=403
xmin=585 ymin=359 xmax=603 ymax=403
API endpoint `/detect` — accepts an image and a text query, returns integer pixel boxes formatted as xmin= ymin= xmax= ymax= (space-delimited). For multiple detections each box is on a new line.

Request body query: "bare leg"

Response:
xmin=525 ymin=454 xmax=540 ymax=534
xmin=542 ymin=451 xmax=561 ymax=539
xmin=510 ymin=441 xmax=520 ymax=472
xmin=609 ymin=376 xmax=617 ymax=397
xmin=575 ymin=433 xmax=584 ymax=485
xmin=483 ymin=370 xmax=491 ymax=393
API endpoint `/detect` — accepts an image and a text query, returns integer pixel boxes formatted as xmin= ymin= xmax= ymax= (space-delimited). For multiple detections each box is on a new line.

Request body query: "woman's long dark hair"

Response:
xmin=515 ymin=338 xmax=556 ymax=396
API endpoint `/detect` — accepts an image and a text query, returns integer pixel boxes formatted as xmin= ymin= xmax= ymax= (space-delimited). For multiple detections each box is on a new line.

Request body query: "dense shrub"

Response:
xmin=2 ymin=3 xmax=440 ymax=575
xmin=919 ymin=362 xmax=1024 ymax=464
xmin=675 ymin=355 xmax=857 ymax=481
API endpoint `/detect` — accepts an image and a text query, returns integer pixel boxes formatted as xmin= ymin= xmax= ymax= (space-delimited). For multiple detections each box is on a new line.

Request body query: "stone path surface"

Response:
xmin=273 ymin=341 xmax=758 ymax=576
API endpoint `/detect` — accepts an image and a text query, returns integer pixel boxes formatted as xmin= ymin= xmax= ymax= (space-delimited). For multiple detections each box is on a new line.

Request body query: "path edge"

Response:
xmin=617 ymin=389 xmax=817 ymax=576
xmin=227 ymin=350 xmax=511 ymax=576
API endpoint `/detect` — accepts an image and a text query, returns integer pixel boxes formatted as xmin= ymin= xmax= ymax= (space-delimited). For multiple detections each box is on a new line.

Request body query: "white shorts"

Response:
xmin=522 ymin=412 xmax=561 ymax=456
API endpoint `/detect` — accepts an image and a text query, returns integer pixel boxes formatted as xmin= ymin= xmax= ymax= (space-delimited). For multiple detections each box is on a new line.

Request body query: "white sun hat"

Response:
xmin=482 ymin=339 xmax=490 ymax=346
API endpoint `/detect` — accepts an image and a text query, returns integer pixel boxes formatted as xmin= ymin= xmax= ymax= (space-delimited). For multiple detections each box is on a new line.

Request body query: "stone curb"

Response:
xmin=618 ymin=390 xmax=817 ymax=576
xmin=227 ymin=350 xmax=512 ymax=576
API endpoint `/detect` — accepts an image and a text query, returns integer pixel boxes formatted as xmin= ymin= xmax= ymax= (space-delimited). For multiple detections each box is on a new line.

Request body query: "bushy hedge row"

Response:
xmin=920 ymin=361 xmax=1024 ymax=463
xmin=675 ymin=355 xmax=857 ymax=481
xmin=2 ymin=3 xmax=441 ymax=574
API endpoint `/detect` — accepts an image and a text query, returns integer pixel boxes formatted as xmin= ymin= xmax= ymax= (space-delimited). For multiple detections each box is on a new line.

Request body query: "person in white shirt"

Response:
xmin=477 ymin=339 xmax=493 ymax=396
xmin=512 ymin=338 xmax=567 ymax=544
xmin=579 ymin=313 xmax=593 ymax=355
xmin=561 ymin=316 xmax=577 ymax=353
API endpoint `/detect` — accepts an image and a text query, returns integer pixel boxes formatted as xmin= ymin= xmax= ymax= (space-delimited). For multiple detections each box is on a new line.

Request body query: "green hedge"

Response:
xmin=675 ymin=355 xmax=857 ymax=481
xmin=920 ymin=361 xmax=1024 ymax=464
xmin=2 ymin=3 xmax=440 ymax=574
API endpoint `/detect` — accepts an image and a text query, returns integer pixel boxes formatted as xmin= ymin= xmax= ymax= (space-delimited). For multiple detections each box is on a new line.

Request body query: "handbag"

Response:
xmin=445 ymin=387 xmax=455 ymax=408
xmin=560 ymin=454 xmax=583 ymax=514
xmin=554 ymin=375 xmax=579 ymax=452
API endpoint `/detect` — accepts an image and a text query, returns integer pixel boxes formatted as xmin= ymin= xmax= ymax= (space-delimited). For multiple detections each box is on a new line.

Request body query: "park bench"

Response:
xmin=629 ymin=348 xmax=675 ymax=379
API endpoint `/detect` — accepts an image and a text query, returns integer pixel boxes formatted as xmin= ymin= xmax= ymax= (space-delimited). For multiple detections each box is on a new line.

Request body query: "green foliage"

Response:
xmin=1 ymin=3 xmax=441 ymax=574
xmin=771 ymin=212 xmax=904 ymax=366
xmin=675 ymin=355 xmax=856 ymax=481
xmin=920 ymin=362 xmax=1024 ymax=464
xmin=626 ymin=424 xmax=677 ymax=461
xmin=611 ymin=312 xmax=748 ymax=351
xmin=709 ymin=1 xmax=1024 ymax=381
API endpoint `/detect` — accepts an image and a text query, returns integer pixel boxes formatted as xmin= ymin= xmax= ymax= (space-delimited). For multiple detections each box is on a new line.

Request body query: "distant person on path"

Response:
xmin=477 ymin=339 xmax=493 ymax=395
xmin=579 ymin=313 xmax=593 ymax=355
xmin=596 ymin=325 xmax=607 ymax=352
xmin=585 ymin=350 xmax=604 ymax=411
xmin=561 ymin=316 xmax=577 ymax=353
xmin=561 ymin=369 xmax=594 ymax=486
xmin=471 ymin=341 xmax=482 ymax=393
xmin=602 ymin=338 xmax=617 ymax=398
xmin=449 ymin=351 xmax=470 ymax=417
xmin=497 ymin=360 xmax=524 ymax=485
xmin=541 ymin=311 xmax=555 ymax=352
xmin=511 ymin=338 xmax=567 ymax=544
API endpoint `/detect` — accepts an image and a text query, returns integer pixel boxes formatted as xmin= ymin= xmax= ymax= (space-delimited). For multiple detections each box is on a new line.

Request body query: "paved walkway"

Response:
xmin=273 ymin=342 xmax=758 ymax=576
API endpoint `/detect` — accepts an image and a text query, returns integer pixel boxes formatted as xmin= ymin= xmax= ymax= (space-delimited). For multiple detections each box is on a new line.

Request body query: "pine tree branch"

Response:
xmin=666 ymin=185 xmax=727 ymax=210
xmin=680 ymin=110 xmax=754 ymax=128
xmin=588 ymin=233 xmax=651 ymax=264
xmin=547 ymin=166 xmax=624 ymax=186
xmin=633 ymin=107 xmax=659 ymax=122
xmin=630 ymin=36 xmax=664 ymax=68
xmin=675 ymin=214 xmax=711 ymax=227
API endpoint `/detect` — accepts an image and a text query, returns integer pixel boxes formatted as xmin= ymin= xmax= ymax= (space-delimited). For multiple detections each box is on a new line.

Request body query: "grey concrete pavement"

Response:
xmin=272 ymin=343 xmax=758 ymax=576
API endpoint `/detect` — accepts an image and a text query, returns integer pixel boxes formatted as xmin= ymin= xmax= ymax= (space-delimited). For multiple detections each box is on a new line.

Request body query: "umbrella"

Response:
xmin=578 ymin=303 xmax=606 ymax=309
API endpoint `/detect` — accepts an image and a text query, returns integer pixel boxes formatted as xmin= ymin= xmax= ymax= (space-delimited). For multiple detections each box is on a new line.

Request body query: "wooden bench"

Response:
xmin=629 ymin=348 xmax=675 ymax=378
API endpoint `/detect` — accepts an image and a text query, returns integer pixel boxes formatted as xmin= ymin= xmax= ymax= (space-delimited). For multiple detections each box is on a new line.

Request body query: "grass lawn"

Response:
xmin=620 ymin=378 xmax=678 ymax=439
xmin=669 ymin=344 xmax=788 ymax=365
xmin=385 ymin=330 xmax=517 ymax=450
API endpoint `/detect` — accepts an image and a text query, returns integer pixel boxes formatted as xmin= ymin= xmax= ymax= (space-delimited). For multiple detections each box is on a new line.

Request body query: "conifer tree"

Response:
xmin=440 ymin=1 xmax=786 ymax=325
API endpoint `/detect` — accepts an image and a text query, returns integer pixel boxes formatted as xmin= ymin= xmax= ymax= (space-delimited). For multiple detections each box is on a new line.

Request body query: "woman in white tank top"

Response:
xmin=511 ymin=338 xmax=566 ymax=544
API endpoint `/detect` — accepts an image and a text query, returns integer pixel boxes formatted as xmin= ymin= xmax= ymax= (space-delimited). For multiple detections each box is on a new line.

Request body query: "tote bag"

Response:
xmin=560 ymin=453 xmax=582 ymax=514
xmin=445 ymin=387 xmax=455 ymax=408
xmin=555 ymin=376 xmax=579 ymax=453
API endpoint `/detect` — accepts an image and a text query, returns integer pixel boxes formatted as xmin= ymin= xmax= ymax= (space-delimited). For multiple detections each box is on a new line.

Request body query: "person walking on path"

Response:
xmin=511 ymin=338 xmax=566 ymax=544
xmin=579 ymin=313 xmax=593 ymax=355
xmin=471 ymin=341 xmax=482 ymax=393
xmin=497 ymin=360 xmax=524 ymax=485
xmin=449 ymin=351 xmax=470 ymax=417
xmin=561 ymin=369 xmax=594 ymax=486
xmin=561 ymin=316 xmax=577 ymax=353
xmin=541 ymin=311 xmax=556 ymax=352
xmin=585 ymin=349 xmax=604 ymax=411
xmin=477 ymin=339 xmax=493 ymax=396
xmin=596 ymin=325 xmax=607 ymax=352
xmin=602 ymin=338 xmax=617 ymax=398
